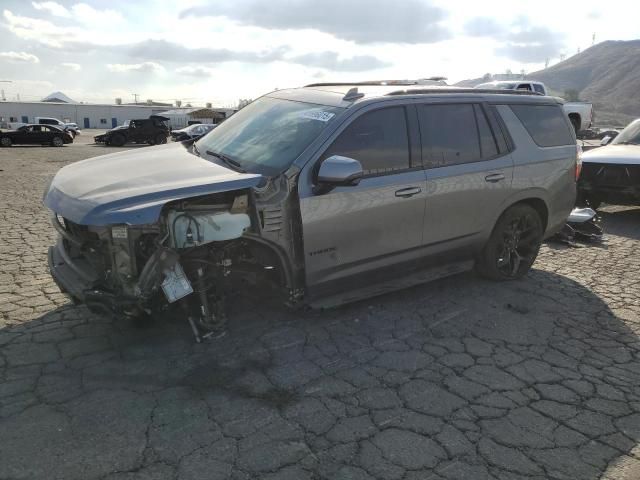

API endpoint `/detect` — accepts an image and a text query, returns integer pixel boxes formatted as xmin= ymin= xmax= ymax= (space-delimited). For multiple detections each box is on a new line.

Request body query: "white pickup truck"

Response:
xmin=475 ymin=80 xmax=593 ymax=134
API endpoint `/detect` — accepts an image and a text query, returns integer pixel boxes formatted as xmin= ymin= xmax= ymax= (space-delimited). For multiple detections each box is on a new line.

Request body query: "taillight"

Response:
xmin=575 ymin=144 xmax=583 ymax=180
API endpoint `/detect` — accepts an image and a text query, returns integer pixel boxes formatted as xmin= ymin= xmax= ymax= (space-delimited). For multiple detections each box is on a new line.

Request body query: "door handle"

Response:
xmin=395 ymin=187 xmax=422 ymax=198
xmin=485 ymin=173 xmax=505 ymax=183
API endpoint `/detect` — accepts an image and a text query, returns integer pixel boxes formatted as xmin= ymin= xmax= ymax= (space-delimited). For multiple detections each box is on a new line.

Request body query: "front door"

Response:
xmin=417 ymin=103 xmax=514 ymax=248
xmin=300 ymin=105 xmax=426 ymax=287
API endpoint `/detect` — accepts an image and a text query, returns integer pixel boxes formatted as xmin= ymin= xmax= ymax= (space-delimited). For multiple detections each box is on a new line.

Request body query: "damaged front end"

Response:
xmin=48 ymin=189 xmax=293 ymax=340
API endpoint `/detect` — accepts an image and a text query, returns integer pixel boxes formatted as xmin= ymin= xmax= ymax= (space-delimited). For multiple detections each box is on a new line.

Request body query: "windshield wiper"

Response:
xmin=616 ymin=141 xmax=640 ymax=145
xmin=206 ymin=150 xmax=245 ymax=172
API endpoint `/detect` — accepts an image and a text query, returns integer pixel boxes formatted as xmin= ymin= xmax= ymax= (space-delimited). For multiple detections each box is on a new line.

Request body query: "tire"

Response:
xmin=0 ymin=136 xmax=11 ymax=147
xmin=476 ymin=204 xmax=544 ymax=281
xmin=51 ymin=136 xmax=64 ymax=147
xmin=154 ymin=134 xmax=165 ymax=145
xmin=111 ymin=134 xmax=126 ymax=147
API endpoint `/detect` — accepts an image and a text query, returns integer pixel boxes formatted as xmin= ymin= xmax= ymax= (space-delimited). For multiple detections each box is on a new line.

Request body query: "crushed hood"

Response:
xmin=43 ymin=142 xmax=262 ymax=225
xmin=582 ymin=144 xmax=640 ymax=165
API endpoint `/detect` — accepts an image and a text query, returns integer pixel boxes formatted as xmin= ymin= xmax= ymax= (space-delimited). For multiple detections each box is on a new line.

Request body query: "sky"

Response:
xmin=0 ymin=0 xmax=639 ymax=107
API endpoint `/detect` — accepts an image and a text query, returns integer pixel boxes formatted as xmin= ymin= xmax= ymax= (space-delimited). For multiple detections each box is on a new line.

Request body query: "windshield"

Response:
xmin=612 ymin=119 xmax=640 ymax=145
xmin=195 ymin=96 xmax=344 ymax=176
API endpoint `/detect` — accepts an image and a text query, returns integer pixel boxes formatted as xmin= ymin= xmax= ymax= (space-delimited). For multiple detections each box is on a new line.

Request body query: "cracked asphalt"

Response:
xmin=1 ymin=138 xmax=640 ymax=480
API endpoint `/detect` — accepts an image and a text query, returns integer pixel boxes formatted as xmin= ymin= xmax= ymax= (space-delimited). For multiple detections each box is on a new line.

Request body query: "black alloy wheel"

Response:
xmin=477 ymin=204 xmax=543 ymax=281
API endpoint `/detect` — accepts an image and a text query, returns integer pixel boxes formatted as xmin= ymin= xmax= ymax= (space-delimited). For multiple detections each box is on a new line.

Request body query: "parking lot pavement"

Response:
xmin=1 ymin=143 xmax=639 ymax=480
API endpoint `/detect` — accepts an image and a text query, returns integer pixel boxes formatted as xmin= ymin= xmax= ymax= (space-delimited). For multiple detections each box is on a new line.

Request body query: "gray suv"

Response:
xmin=44 ymin=83 xmax=578 ymax=338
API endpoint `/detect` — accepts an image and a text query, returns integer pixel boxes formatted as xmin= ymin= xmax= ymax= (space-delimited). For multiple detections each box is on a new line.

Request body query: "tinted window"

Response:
xmin=533 ymin=84 xmax=545 ymax=94
xmin=474 ymin=105 xmax=498 ymax=158
xmin=419 ymin=104 xmax=480 ymax=168
xmin=324 ymin=107 xmax=410 ymax=175
xmin=510 ymin=104 xmax=573 ymax=147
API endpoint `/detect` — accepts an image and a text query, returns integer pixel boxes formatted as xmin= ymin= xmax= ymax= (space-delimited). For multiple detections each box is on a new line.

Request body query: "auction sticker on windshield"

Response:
xmin=300 ymin=110 xmax=335 ymax=122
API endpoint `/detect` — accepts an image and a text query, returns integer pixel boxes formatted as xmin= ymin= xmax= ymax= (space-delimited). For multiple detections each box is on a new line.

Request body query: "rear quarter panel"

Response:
xmin=494 ymin=105 xmax=576 ymax=237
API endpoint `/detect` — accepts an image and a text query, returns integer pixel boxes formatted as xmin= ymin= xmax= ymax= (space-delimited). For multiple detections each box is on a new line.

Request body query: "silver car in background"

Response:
xmin=44 ymin=82 xmax=578 ymax=339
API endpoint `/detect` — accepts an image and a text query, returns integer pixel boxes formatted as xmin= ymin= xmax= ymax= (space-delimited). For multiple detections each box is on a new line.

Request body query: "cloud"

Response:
xmin=31 ymin=1 xmax=70 ymax=18
xmin=464 ymin=17 xmax=505 ymax=37
xmin=61 ymin=62 xmax=81 ymax=71
xmin=175 ymin=66 xmax=213 ymax=77
xmin=290 ymin=52 xmax=389 ymax=72
xmin=464 ymin=16 xmax=565 ymax=63
xmin=497 ymin=26 xmax=565 ymax=63
xmin=71 ymin=3 xmax=123 ymax=24
xmin=0 ymin=51 xmax=40 ymax=63
xmin=179 ymin=0 xmax=449 ymax=45
xmin=125 ymin=39 xmax=289 ymax=64
xmin=3 ymin=9 xmax=78 ymax=47
xmin=125 ymin=39 xmax=388 ymax=72
xmin=106 ymin=62 xmax=164 ymax=73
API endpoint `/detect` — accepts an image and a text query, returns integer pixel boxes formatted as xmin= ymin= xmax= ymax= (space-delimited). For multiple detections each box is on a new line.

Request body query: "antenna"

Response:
xmin=132 ymin=93 xmax=139 ymax=104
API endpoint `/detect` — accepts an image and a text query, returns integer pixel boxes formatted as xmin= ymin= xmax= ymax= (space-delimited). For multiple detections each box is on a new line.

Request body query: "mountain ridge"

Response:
xmin=455 ymin=40 xmax=640 ymax=126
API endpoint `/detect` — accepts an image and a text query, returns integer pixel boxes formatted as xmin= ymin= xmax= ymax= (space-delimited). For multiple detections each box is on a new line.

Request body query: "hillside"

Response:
xmin=456 ymin=40 xmax=640 ymax=126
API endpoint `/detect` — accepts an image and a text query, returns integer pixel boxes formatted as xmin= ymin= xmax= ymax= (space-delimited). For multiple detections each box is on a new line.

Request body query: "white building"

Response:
xmin=0 ymin=100 xmax=182 ymax=129
xmin=157 ymin=107 xmax=236 ymax=129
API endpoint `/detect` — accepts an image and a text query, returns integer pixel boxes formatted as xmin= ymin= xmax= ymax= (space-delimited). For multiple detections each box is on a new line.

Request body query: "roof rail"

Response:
xmin=305 ymin=77 xmax=447 ymax=88
xmin=385 ymin=88 xmax=544 ymax=96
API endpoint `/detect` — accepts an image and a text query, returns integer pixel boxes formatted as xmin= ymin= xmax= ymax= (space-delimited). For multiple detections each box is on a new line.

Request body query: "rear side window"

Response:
xmin=510 ymin=104 xmax=573 ymax=147
xmin=324 ymin=106 xmax=410 ymax=175
xmin=419 ymin=103 xmax=505 ymax=168
xmin=419 ymin=104 xmax=479 ymax=168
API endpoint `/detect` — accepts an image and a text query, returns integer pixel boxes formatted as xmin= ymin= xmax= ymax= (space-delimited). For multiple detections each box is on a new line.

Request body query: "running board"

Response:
xmin=308 ymin=260 xmax=474 ymax=309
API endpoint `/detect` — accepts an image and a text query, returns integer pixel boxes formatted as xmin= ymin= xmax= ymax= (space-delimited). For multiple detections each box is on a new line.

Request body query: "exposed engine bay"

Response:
xmin=50 ymin=184 xmax=301 ymax=342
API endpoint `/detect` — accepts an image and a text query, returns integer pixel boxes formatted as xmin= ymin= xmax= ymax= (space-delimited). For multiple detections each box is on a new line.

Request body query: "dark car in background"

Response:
xmin=578 ymin=118 xmax=640 ymax=209
xmin=0 ymin=124 xmax=74 ymax=147
xmin=94 ymin=115 xmax=169 ymax=146
xmin=170 ymin=123 xmax=217 ymax=142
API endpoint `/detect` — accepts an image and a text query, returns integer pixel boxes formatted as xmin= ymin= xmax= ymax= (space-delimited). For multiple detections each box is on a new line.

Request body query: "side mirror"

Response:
xmin=316 ymin=155 xmax=364 ymax=187
xmin=601 ymin=136 xmax=612 ymax=146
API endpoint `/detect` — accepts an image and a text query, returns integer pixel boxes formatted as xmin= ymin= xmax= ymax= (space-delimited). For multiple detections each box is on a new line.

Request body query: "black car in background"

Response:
xmin=0 ymin=124 xmax=74 ymax=147
xmin=170 ymin=123 xmax=217 ymax=142
xmin=94 ymin=115 xmax=170 ymax=146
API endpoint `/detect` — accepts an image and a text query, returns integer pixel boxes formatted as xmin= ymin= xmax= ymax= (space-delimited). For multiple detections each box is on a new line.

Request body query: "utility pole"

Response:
xmin=132 ymin=93 xmax=139 ymax=104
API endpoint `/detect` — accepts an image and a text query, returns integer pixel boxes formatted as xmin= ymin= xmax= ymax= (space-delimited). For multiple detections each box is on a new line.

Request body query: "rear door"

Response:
xmin=300 ymin=105 xmax=427 ymax=287
xmin=39 ymin=126 xmax=54 ymax=143
xmin=418 ymin=102 xmax=514 ymax=248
